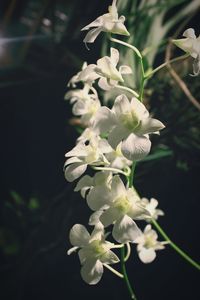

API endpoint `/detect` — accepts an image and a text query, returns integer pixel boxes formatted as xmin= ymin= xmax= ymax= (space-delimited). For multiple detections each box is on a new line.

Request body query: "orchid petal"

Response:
xmin=108 ymin=125 xmax=129 ymax=149
xmin=69 ymin=224 xmax=90 ymax=247
xmin=64 ymin=163 xmax=87 ymax=182
xmin=138 ymin=248 xmax=156 ymax=263
xmin=119 ymin=65 xmax=132 ymax=74
xmin=81 ymin=259 xmax=103 ymax=285
xmin=101 ymin=250 xmax=120 ymax=264
xmin=112 ymin=215 xmax=142 ymax=243
xmin=138 ymin=118 xmax=165 ymax=135
xmin=121 ymin=133 xmax=151 ymax=161
xmin=83 ymin=27 xmax=103 ymax=44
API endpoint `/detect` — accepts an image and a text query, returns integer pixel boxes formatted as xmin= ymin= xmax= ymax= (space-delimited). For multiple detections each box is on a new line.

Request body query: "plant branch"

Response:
xmin=152 ymin=219 xmax=200 ymax=271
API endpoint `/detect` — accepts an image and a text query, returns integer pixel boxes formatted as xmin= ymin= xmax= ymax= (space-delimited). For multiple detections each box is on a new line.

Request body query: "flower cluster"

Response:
xmin=64 ymin=1 xmax=168 ymax=286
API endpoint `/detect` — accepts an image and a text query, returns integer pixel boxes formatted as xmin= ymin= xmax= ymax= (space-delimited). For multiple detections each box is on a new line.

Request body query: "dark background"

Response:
xmin=0 ymin=0 xmax=199 ymax=300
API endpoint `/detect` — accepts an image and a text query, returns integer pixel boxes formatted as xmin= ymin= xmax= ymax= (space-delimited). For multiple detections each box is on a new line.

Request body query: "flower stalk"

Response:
xmin=152 ymin=219 xmax=200 ymax=271
xmin=121 ymin=245 xmax=137 ymax=300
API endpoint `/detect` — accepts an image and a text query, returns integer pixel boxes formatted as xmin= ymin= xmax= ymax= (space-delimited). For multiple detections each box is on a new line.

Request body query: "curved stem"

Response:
xmin=104 ymin=263 xmax=124 ymax=278
xmin=116 ymin=85 xmax=139 ymax=98
xmin=121 ymin=245 xmax=137 ymax=300
xmin=145 ymin=53 xmax=189 ymax=78
xmin=152 ymin=219 xmax=200 ymax=271
xmin=124 ymin=243 xmax=131 ymax=262
xmin=92 ymin=166 xmax=131 ymax=177
xmin=110 ymin=37 xmax=142 ymax=59
xmin=110 ymin=36 xmax=145 ymax=102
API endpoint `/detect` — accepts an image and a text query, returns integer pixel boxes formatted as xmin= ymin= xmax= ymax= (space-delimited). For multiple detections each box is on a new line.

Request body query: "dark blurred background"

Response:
xmin=0 ymin=0 xmax=199 ymax=299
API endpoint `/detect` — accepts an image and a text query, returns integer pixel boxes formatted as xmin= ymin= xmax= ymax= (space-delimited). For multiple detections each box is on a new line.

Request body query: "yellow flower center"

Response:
xmin=120 ymin=111 xmax=140 ymax=131
xmin=89 ymin=240 xmax=107 ymax=258
xmin=114 ymin=196 xmax=131 ymax=214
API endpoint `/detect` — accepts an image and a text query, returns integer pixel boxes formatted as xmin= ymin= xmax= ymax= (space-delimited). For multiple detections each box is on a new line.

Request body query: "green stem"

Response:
xmin=110 ymin=37 xmax=142 ymax=59
xmin=121 ymin=245 xmax=137 ymax=300
xmin=145 ymin=53 xmax=189 ymax=78
xmin=138 ymin=58 xmax=145 ymax=102
xmin=104 ymin=263 xmax=124 ymax=278
xmin=128 ymin=162 xmax=136 ymax=187
xmin=152 ymin=219 xmax=200 ymax=271
xmin=110 ymin=36 xmax=145 ymax=102
xmin=116 ymin=85 xmax=139 ymax=98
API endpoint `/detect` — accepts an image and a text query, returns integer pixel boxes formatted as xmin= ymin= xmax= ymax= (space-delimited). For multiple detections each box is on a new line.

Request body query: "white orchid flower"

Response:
xmin=141 ymin=198 xmax=164 ymax=221
xmin=64 ymin=135 xmax=111 ymax=182
xmin=65 ymin=84 xmax=101 ymax=126
xmin=81 ymin=0 xmax=130 ymax=45
xmin=72 ymin=97 xmax=101 ymax=126
xmin=78 ymin=48 xmax=132 ymax=91
xmin=67 ymin=224 xmax=120 ymax=285
xmin=65 ymin=83 xmax=98 ymax=104
xmin=74 ymin=171 xmax=112 ymax=198
xmin=94 ymin=94 xmax=165 ymax=161
xmin=67 ymin=62 xmax=89 ymax=87
xmin=134 ymin=224 xmax=167 ymax=263
xmin=105 ymin=142 xmax=132 ymax=170
xmin=173 ymin=28 xmax=200 ymax=76
xmin=87 ymin=175 xmax=150 ymax=243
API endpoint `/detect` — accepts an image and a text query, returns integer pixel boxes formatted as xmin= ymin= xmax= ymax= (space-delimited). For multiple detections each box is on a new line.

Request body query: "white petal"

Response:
xmin=81 ymin=16 xmax=103 ymax=31
xmin=121 ymin=133 xmax=151 ymax=161
xmin=108 ymin=125 xmax=129 ymax=149
xmin=83 ymin=27 xmax=103 ymax=43
xmin=128 ymin=203 xmax=149 ymax=220
xmin=101 ymin=250 xmax=119 ymax=264
xmin=130 ymin=97 xmax=149 ymax=119
xmin=64 ymin=163 xmax=87 ymax=182
xmin=74 ymin=175 xmax=93 ymax=197
xmin=89 ymin=210 xmax=104 ymax=225
xmin=72 ymin=100 xmax=87 ymax=116
xmin=90 ymin=225 xmax=104 ymax=241
xmin=172 ymin=38 xmax=197 ymax=58
xmin=64 ymin=156 xmax=82 ymax=165
xmin=119 ymin=65 xmax=132 ymax=74
xmin=138 ymin=118 xmax=165 ymax=135
xmin=112 ymin=215 xmax=142 ymax=243
xmin=183 ymin=28 xmax=196 ymax=39
xmin=87 ymin=186 xmax=110 ymax=211
xmin=81 ymin=259 xmax=103 ymax=285
xmin=69 ymin=224 xmax=90 ymax=247
xmin=93 ymin=106 xmax=115 ymax=135
xmin=138 ymin=248 xmax=156 ymax=263
xmin=74 ymin=175 xmax=93 ymax=191
xmin=113 ymin=94 xmax=130 ymax=116
xmin=98 ymin=77 xmax=112 ymax=91
xmin=144 ymin=224 xmax=152 ymax=233
xmin=100 ymin=207 xmax=119 ymax=227
xmin=110 ymin=47 xmax=119 ymax=67
xmin=78 ymin=248 xmax=90 ymax=264
xmin=65 ymin=144 xmax=87 ymax=157
xmin=111 ymin=21 xmax=130 ymax=36
xmin=78 ymin=64 xmax=100 ymax=82
xmin=97 ymin=56 xmax=123 ymax=82
xmin=98 ymin=139 xmax=113 ymax=153
xmin=111 ymin=175 xmax=126 ymax=197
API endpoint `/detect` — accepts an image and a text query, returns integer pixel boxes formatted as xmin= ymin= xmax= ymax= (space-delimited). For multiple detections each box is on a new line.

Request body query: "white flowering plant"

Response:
xmin=64 ymin=1 xmax=200 ymax=299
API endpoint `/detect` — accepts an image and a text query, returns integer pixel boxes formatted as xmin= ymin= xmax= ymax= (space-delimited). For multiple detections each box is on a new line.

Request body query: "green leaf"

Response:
xmin=28 ymin=197 xmax=40 ymax=210
xmin=10 ymin=191 xmax=24 ymax=205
